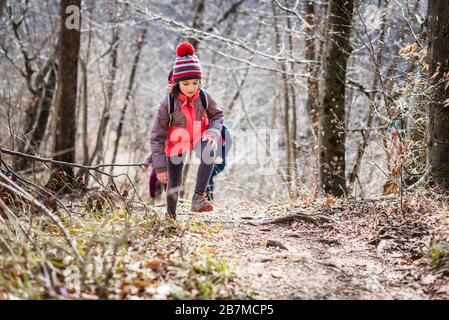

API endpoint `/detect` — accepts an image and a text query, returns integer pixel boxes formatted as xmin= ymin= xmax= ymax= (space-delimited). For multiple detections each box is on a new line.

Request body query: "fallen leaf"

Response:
xmin=146 ymin=259 xmax=161 ymax=271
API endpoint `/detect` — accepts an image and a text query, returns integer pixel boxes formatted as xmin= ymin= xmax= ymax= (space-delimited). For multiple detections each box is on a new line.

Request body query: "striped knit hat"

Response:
xmin=170 ymin=42 xmax=202 ymax=83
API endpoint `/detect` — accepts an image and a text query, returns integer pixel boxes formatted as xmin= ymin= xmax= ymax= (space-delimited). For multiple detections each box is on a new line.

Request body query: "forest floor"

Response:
xmin=172 ymin=192 xmax=449 ymax=300
xmin=1 ymin=187 xmax=448 ymax=300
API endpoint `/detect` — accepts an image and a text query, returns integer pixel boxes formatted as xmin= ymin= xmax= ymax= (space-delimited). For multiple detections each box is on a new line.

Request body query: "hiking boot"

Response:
xmin=191 ymin=192 xmax=213 ymax=212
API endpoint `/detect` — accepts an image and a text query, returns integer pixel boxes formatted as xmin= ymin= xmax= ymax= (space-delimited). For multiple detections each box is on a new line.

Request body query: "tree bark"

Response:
xmin=23 ymin=66 xmax=57 ymax=163
xmin=52 ymin=0 xmax=81 ymax=183
xmin=272 ymin=1 xmax=293 ymax=195
xmin=286 ymin=0 xmax=298 ymax=197
xmin=79 ymin=1 xmax=95 ymax=182
xmin=304 ymin=0 xmax=319 ymax=138
xmin=318 ymin=0 xmax=354 ymax=196
xmin=0 ymin=0 xmax=6 ymax=19
xmin=427 ymin=0 xmax=449 ymax=186
xmin=303 ymin=0 xmax=327 ymax=192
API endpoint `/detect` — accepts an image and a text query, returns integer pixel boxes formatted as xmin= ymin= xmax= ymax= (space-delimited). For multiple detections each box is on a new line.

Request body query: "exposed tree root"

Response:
xmin=249 ymin=210 xmax=335 ymax=226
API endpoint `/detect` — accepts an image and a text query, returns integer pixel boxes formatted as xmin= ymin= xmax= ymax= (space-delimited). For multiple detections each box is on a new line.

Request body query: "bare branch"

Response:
xmin=0 ymin=147 xmax=144 ymax=176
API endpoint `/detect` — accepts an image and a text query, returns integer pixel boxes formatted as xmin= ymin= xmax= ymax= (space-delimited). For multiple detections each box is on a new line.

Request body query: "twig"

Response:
xmin=0 ymin=147 xmax=144 ymax=175
xmin=272 ymin=0 xmax=307 ymax=25
xmin=118 ymin=0 xmax=318 ymax=66
xmin=0 ymin=154 xmax=75 ymax=221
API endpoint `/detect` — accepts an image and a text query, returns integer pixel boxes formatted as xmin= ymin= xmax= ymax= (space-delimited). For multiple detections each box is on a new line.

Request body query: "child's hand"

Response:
xmin=214 ymin=156 xmax=223 ymax=164
xmin=142 ymin=164 xmax=150 ymax=172
xmin=202 ymin=133 xmax=217 ymax=150
xmin=156 ymin=171 xmax=168 ymax=184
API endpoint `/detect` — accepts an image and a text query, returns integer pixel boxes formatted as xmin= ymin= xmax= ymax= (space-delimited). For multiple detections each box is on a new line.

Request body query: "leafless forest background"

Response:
xmin=0 ymin=0 xmax=448 ymax=300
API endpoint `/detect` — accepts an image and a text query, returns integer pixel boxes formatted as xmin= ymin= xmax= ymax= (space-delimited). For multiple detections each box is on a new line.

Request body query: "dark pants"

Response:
xmin=167 ymin=140 xmax=215 ymax=215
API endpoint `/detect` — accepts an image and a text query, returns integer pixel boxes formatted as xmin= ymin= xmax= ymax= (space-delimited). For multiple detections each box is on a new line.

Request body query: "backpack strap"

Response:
xmin=167 ymin=93 xmax=175 ymax=127
xmin=199 ymin=88 xmax=208 ymax=110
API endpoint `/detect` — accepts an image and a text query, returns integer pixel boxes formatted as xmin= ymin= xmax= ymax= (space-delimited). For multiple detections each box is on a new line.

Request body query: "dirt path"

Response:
xmin=171 ymin=200 xmax=438 ymax=300
xmin=213 ymin=223 xmax=423 ymax=299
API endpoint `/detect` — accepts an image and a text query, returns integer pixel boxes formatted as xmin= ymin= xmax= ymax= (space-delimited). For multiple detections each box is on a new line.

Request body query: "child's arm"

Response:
xmin=203 ymin=90 xmax=224 ymax=142
xmin=150 ymin=96 xmax=169 ymax=174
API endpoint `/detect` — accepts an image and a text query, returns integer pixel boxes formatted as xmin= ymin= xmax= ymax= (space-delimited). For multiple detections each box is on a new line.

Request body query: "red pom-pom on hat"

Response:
xmin=176 ymin=42 xmax=195 ymax=57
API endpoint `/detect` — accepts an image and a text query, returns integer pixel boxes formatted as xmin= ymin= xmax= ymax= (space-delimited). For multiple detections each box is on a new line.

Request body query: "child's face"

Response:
xmin=179 ymin=79 xmax=199 ymax=97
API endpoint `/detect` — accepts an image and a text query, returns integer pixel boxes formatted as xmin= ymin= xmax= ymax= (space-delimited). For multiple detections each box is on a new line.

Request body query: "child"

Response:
xmin=150 ymin=42 xmax=224 ymax=220
xmin=205 ymin=123 xmax=233 ymax=201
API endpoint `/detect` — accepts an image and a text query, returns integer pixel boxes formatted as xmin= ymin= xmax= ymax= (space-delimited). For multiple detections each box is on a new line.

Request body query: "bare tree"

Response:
xmin=3 ymin=2 xmax=59 ymax=171
xmin=272 ymin=1 xmax=293 ymax=195
xmin=284 ymin=0 xmax=299 ymax=196
xmin=427 ymin=0 xmax=449 ymax=187
xmin=50 ymin=0 xmax=81 ymax=184
xmin=318 ymin=0 xmax=355 ymax=196
xmin=304 ymin=0 xmax=320 ymax=138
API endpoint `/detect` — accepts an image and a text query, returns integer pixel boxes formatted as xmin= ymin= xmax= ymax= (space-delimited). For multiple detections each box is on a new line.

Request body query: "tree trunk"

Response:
xmin=15 ymin=96 xmax=40 ymax=162
xmin=51 ymin=0 xmax=81 ymax=185
xmin=303 ymin=0 xmax=327 ymax=192
xmin=285 ymin=0 xmax=298 ymax=197
xmin=318 ymin=0 xmax=354 ymax=196
xmin=427 ymin=0 xmax=449 ymax=186
xmin=14 ymin=59 xmax=56 ymax=171
xmin=304 ymin=0 xmax=319 ymax=138
xmin=110 ymin=27 xmax=147 ymax=171
xmin=0 ymin=0 xmax=6 ymax=18
xmin=26 ymin=66 xmax=57 ymax=157
xmin=79 ymin=1 xmax=95 ymax=183
xmin=271 ymin=2 xmax=293 ymax=196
